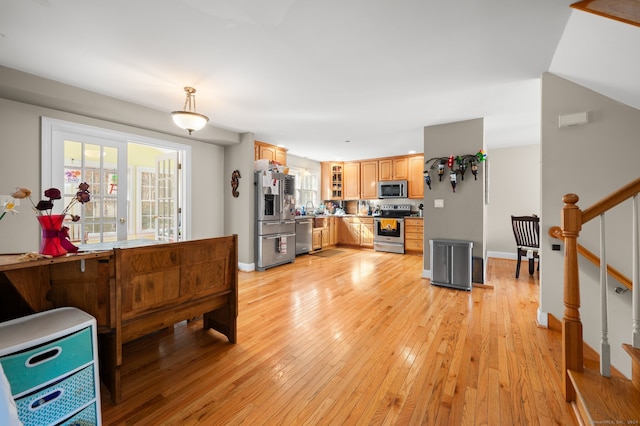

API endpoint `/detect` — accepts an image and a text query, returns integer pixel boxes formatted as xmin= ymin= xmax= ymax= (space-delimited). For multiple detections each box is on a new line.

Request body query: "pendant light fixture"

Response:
xmin=171 ymin=86 xmax=209 ymax=135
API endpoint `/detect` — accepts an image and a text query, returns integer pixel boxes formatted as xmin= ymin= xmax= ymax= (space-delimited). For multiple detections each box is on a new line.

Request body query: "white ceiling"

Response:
xmin=0 ymin=1 xmax=639 ymax=162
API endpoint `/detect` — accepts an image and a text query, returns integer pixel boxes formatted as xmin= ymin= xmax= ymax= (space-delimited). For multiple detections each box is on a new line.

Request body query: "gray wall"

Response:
xmin=423 ymin=118 xmax=486 ymax=273
xmin=0 ymin=68 xmax=237 ymax=254
xmin=224 ymin=132 xmax=256 ymax=270
xmin=541 ymin=72 xmax=640 ymax=377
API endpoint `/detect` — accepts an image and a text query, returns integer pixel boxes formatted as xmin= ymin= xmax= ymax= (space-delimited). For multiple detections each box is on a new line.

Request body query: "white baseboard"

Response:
xmin=238 ymin=262 xmax=254 ymax=272
xmin=487 ymin=251 xmax=517 ymax=260
xmin=536 ymin=307 xmax=548 ymax=328
xmin=422 ymin=269 xmax=431 ymax=279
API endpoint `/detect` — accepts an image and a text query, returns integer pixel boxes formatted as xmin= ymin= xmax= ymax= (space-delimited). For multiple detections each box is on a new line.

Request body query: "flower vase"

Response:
xmin=38 ymin=214 xmax=67 ymax=257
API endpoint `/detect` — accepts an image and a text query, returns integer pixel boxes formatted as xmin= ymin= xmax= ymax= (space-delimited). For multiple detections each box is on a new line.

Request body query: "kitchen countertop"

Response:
xmin=296 ymin=214 xmax=423 ymax=219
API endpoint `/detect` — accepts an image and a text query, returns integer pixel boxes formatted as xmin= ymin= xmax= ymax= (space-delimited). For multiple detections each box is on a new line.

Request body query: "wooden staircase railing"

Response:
xmin=559 ymin=177 xmax=640 ymax=422
xmin=549 ymin=226 xmax=632 ymax=291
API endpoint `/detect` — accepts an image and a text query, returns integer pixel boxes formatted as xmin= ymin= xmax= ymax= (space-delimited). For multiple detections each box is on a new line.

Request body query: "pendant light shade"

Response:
xmin=171 ymin=87 xmax=209 ymax=135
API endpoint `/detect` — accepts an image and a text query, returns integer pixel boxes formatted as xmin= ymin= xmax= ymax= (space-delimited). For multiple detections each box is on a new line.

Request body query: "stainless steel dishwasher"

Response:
xmin=295 ymin=217 xmax=313 ymax=255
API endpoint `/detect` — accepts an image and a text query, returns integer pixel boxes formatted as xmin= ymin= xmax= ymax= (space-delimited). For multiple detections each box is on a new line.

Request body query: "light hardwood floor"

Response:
xmin=100 ymin=248 xmax=576 ymax=425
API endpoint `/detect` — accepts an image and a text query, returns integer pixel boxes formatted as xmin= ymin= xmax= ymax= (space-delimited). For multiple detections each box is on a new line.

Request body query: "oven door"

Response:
xmin=374 ymin=218 xmax=405 ymax=253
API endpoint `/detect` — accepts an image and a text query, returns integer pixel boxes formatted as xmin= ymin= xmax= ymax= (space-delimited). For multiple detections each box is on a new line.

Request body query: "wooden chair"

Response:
xmin=511 ymin=215 xmax=540 ymax=278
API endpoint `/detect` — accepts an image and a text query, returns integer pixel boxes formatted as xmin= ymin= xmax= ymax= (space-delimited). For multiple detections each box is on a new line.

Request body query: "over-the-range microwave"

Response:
xmin=378 ymin=180 xmax=408 ymax=199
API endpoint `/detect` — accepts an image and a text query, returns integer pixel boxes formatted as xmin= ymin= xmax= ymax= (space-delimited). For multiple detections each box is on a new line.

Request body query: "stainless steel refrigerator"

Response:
xmin=255 ymin=171 xmax=296 ymax=271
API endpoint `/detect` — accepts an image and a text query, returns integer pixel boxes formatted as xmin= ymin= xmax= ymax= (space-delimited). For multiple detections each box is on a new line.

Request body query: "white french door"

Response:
xmin=155 ymin=152 xmax=181 ymax=242
xmin=46 ymin=128 xmax=128 ymax=243
xmin=42 ymin=117 xmax=191 ymax=244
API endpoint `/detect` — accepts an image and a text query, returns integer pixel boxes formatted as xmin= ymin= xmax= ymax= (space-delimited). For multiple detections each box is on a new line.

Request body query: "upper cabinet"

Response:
xmin=255 ymin=140 xmax=287 ymax=165
xmin=360 ymin=160 xmax=378 ymax=199
xmin=343 ymin=162 xmax=360 ymax=200
xmin=379 ymin=157 xmax=408 ymax=181
xmin=321 ymin=162 xmax=344 ymax=200
xmin=407 ymin=155 xmax=425 ymax=199
xmin=321 ymin=154 xmax=424 ymax=201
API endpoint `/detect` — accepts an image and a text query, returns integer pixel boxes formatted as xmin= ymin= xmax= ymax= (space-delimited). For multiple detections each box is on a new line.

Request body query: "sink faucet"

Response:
xmin=305 ymin=201 xmax=314 ymax=211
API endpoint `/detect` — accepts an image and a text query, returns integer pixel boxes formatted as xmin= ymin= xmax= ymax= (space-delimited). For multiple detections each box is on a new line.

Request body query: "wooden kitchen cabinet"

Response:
xmin=255 ymin=140 xmax=287 ymax=165
xmin=312 ymin=228 xmax=323 ymax=250
xmin=338 ymin=217 xmax=373 ymax=247
xmin=321 ymin=162 xmax=344 ymax=200
xmin=379 ymin=156 xmax=408 ymax=181
xmin=408 ymin=154 xmax=425 ymax=199
xmin=343 ymin=162 xmax=360 ymax=200
xmin=360 ymin=217 xmax=374 ymax=248
xmin=404 ymin=217 xmax=424 ymax=252
xmin=321 ymin=228 xmax=330 ymax=247
xmin=330 ymin=217 xmax=338 ymax=245
xmin=360 ymin=160 xmax=378 ymax=199
xmin=338 ymin=217 xmax=358 ymax=246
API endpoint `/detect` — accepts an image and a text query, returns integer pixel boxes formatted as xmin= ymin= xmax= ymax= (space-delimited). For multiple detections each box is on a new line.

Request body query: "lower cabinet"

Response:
xmin=312 ymin=228 xmax=323 ymax=250
xmin=360 ymin=218 xmax=374 ymax=248
xmin=338 ymin=217 xmax=374 ymax=248
xmin=0 ymin=307 xmax=101 ymax=426
xmin=329 ymin=217 xmax=338 ymax=245
xmin=404 ymin=218 xmax=424 ymax=252
xmin=313 ymin=217 xmax=336 ymax=250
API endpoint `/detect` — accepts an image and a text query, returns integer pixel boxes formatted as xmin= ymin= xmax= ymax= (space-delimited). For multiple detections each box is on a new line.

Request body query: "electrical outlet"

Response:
xmin=434 ymin=199 xmax=444 ymax=208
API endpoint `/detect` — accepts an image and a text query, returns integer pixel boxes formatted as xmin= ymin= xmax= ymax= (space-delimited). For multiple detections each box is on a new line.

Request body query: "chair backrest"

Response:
xmin=511 ymin=215 xmax=540 ymax=249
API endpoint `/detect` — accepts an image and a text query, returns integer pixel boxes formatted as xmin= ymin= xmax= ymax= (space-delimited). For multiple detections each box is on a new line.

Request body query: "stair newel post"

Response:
xmin=562 ymin=193 xmax=583 ymax=402
xmin=633 ymin=195 xmax=640 ymax=348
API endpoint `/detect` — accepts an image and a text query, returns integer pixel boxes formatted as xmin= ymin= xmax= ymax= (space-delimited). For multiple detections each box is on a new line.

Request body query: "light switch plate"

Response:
xmin=434 ymin=199 xmax=444 ymax=208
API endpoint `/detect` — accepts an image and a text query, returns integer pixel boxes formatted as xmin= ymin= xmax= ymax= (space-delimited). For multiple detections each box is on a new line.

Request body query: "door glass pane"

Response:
xmin=63 ymin=140 xmax=121 ymax=244
xmin=156 ymin=154 xmax=179 ymax=242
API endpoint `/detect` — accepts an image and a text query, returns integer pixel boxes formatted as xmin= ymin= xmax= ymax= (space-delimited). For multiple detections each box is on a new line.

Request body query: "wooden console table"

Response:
xmin=0 ymin=236 xmax=238 ymax=404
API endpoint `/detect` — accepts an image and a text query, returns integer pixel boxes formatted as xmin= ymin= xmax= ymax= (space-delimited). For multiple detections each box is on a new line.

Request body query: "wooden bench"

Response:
xmin=0 ymin=236 xmax=238 ymax=404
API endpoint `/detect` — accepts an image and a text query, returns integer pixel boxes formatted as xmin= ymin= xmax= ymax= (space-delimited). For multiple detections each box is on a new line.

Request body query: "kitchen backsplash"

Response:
xmin=326 ymin=199 xmax=423 ymax=215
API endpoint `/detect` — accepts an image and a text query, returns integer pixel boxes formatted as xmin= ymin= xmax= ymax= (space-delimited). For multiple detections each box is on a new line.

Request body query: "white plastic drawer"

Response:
xmin=15 ymin=364 xmax=96 ymax=426
xmin=0 ymin=327 xmax=93 ymax=396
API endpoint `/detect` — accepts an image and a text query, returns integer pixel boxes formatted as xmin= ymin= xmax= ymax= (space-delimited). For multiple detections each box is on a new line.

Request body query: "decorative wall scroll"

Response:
xmin=424 ymin=150 xmax=486 ymax=193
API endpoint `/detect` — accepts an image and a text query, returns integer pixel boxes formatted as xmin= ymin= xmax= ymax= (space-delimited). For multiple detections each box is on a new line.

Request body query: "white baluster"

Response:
xmin=600 ymin=213 xmax=610 ymax=377
xmin=633 ymin=195 xmax=640 ymax=348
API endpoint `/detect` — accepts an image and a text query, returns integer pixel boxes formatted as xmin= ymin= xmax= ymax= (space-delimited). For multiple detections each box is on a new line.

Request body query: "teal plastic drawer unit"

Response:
xmin=60 ymin=401 xmax=98 ymax=425
xmin=1 ymin=327 xmax=93 ymax=396
xmin=14 ymin=365 xmax=95 ymax=426
xmin=0 ymin=307 xmax=102 ymax=425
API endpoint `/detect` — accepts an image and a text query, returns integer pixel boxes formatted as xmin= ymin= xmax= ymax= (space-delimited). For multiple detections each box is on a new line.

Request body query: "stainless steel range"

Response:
xmin=373 ymin=204 xmax=411 ymax=254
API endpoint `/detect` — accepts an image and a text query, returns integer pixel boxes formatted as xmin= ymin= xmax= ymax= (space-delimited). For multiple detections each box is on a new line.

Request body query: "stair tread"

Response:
xmin=623 ymin=343 xmax=640 ymax=365
xmin=568 ymin=368 xmax=640 ymax=422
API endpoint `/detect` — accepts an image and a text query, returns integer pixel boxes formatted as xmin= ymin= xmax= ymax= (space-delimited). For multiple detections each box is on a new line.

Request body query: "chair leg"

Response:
xmin=529 ymin=258 xmax=535 ymax=275
xmin=516 ymin=256 xmax=521 ymax=278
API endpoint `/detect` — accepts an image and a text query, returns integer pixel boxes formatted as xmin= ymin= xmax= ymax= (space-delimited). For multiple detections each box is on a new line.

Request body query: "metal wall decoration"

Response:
xmin=231 ymin=170 xmax=241 ymax=197
xmin=424 ymin=150 xmax=486 ymax=193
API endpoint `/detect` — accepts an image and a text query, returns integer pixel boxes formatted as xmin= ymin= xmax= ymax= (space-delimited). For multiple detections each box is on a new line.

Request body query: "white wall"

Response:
xmin=486 ymin=144 xmax=541 ymax=258
xmin=0 ymin=71 xmax=234 ymax=254
xmin=224 ymin=132 xmax=256 ymax=270
xmin=541 ymin=72 xmax=640 ymax=377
